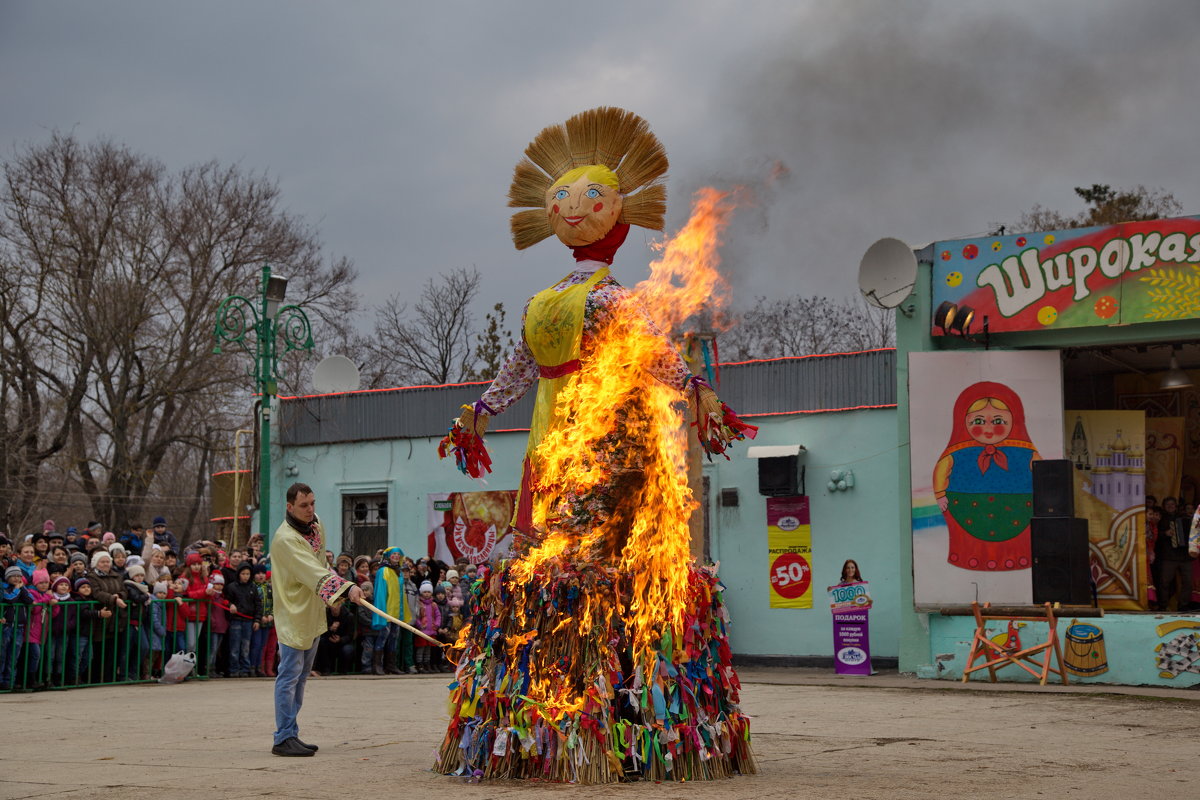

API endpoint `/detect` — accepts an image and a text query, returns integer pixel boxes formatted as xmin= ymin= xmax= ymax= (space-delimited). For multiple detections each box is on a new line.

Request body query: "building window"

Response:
xmin=341 ymin=493 xmax=388 ymax=557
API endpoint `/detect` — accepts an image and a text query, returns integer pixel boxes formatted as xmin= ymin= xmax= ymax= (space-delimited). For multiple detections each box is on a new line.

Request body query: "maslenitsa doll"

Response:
xmin=436 ymin=107 xmax=756 ymax=783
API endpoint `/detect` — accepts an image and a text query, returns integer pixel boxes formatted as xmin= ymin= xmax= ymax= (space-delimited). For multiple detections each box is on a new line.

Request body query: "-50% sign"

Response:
xmin=770 ymin=552 xmax=811 ymax=599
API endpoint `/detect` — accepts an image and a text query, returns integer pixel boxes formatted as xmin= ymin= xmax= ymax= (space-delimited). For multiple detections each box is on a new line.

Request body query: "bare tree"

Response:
xmin=1012 ymin=184 xmax=1183 ymax=233
xmin=359 ymin=267 xmax=480 ymax=387
xmin=467 ymin=302 xmax=516 ymax=381
xmin=0 ymin=133 xmax=357 ymax=534
xmin=722 ymin=294 xmax=894 ymax=361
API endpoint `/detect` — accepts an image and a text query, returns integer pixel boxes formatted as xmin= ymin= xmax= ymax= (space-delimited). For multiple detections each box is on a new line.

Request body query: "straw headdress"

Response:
xmin=508 ymin=107 xmax=668 ymax=250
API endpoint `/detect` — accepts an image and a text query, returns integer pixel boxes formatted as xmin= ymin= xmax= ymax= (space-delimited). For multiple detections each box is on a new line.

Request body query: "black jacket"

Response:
xmin=223 ymin=579 xmax=262 ymax=622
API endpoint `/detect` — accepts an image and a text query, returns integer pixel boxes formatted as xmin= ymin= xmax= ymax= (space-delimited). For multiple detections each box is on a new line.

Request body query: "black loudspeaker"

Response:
xmin=1031 ymin=516 xmax=1091 ymax=605
xmin=1032 ymin=459 xmax=1074 ymax=517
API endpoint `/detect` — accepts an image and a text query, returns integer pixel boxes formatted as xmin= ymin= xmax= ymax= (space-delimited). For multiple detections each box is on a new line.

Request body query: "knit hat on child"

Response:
xmin=32 ymin=568 xmax=50 ymax=586
xmin=419 ymin=581 xmax=433 ymax=593
xmin=4 ymin=566 xmax=23 ymax=583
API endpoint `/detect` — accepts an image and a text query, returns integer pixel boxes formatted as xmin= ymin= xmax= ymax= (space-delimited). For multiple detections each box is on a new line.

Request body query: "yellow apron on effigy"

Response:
xmin=514 ymin=267 xmax=609 ymax=531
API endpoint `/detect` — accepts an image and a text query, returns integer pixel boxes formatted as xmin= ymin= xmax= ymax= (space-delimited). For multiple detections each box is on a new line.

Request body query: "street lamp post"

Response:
xmin=213 ymin=264 xmax=313 ymax=554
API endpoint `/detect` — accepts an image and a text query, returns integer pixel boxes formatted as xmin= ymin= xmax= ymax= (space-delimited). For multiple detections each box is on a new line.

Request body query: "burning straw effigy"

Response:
xmin=436 ymin=107 xmax=758 ymax=783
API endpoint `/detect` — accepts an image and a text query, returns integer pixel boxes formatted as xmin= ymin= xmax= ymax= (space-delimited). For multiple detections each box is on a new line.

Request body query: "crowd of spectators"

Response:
xmin=1145 ymin=494 xmax=1200 ymax=611
xmin=0 ymin=517 xmax=482 ymax=691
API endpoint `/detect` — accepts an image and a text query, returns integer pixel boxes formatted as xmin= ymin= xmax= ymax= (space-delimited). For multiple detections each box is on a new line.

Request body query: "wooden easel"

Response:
xmin=961 ymin=601 xmax=1068 ymax=686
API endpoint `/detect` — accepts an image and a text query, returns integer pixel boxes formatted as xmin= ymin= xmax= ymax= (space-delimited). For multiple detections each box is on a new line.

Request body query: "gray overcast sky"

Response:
xmin=3 ymin=0 xmax=1199 ymax=357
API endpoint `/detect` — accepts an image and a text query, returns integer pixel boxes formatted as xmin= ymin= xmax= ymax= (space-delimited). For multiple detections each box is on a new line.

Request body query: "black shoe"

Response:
xmin=296 ymin=738 xmax=318 ymax=752
xmin=272 ymin=737 xmax=315 ymax=757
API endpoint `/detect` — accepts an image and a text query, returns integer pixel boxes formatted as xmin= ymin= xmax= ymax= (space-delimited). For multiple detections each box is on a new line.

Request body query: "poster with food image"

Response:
xmin=427 ymin=490 xmax=517 ymax=565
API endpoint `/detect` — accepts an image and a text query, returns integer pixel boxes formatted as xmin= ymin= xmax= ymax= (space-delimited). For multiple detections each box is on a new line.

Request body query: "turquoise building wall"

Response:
xmin=271 ymin=406 xmax=903 ymax=661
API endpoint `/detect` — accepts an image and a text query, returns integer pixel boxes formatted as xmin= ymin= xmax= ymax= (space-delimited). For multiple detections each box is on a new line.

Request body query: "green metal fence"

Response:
xmin=0 ymin=598 xmax=441 ymax=690
xmin=0 ymin=599 xmax=213 ymax=692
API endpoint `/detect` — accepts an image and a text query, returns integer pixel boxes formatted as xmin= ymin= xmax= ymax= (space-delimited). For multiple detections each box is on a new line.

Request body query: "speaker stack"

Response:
xmin=1030 ymin=459 xmax=1093 ymax=605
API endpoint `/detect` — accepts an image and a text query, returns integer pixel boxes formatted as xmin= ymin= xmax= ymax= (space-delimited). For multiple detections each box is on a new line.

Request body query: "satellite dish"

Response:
xmin=312 ymin=355 xmax=361 ymax=394
xmin=858 ymin=237 xmax=918 ymax=309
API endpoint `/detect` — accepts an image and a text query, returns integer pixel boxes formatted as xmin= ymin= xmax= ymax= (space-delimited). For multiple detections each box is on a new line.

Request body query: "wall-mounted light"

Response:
xmin=828 ymin=468 xmax=855 ymax=492
xmin=934 ymin=301 xmax=975 ymax=336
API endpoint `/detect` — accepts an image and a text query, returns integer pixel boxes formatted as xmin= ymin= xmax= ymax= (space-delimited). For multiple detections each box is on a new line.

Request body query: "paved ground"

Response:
xmin=3 ymin=668 xmax=1199 ymax=800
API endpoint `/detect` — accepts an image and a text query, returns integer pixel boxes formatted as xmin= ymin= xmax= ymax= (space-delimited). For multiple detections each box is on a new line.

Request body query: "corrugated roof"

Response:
xmin=278 ymin=348 xmax=896 ymax=446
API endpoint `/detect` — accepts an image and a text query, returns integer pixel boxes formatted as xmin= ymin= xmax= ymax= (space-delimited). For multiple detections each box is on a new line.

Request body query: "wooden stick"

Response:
xmin=355 ymin=597 xmax=447 ymax=647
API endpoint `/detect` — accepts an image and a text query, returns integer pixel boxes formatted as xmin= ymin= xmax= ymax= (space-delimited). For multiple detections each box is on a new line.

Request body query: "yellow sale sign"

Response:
xmin=767 ymin=496 xmax=813 ymax=609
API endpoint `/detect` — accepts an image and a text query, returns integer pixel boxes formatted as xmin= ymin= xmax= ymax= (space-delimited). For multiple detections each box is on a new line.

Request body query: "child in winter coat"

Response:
xmin=1 ymin=566 xmax=32 ymax=690
xmin=439 ymin=592 xmax=467 ymax=673
xmin=412 ymin=581 xmax=442 ymax=673
xmin=355 ymin=581 xmax=376 ymax=674
xmin=124 ymin=564 xmax=152 ymax=679
xmin=71 ymin=578 xmax=99 ymax=685
xmin=167 ymin=577 xmax=188 ymax=654
xmin=25 ymin=568 xmax=54 ymax=687
xmin=206 ymin=573 xmax=228 ymax=676
xmin=150 ymin=582 xmax=169 ymax=675
xmin=223 ymin=562 xmax=261 ymax=677
xmin=47 ymin=575 xmax=75 ymax=686
xmin=250 ymin=565 xmax=276 ymax=677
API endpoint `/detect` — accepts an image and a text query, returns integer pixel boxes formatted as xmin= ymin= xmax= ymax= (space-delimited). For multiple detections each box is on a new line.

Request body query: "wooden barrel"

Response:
xmin=1064 ymin=620 xmax=1108 ymax=676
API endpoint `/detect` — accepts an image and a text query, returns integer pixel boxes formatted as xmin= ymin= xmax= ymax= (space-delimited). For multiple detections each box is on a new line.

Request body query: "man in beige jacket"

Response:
xmin=271 ymin=482 xmax=362 ymax=757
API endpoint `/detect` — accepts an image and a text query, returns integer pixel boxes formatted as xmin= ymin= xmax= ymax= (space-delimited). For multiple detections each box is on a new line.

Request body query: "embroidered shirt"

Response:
xmin=270 ymin=516 xmax=351 ymax=650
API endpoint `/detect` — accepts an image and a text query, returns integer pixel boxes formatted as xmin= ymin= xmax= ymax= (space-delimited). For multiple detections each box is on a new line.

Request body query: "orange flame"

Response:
xmin=504 ymin=187 xmax=738 ymax=714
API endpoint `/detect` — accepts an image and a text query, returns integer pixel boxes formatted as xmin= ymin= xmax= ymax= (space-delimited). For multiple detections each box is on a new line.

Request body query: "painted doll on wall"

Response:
xmin=933 ymin=381 xmax=1041 ymax=571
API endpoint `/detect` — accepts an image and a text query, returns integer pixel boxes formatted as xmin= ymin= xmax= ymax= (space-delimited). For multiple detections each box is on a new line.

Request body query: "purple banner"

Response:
xmin=832 ymin=609 xmax=872 ymax=675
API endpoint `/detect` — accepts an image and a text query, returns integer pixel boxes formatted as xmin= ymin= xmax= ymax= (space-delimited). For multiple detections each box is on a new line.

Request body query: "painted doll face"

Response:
xmin=545 ymin=166 xmax=624 ymax=247
xmin=964 ymin=401 xmax=1012 ymax=445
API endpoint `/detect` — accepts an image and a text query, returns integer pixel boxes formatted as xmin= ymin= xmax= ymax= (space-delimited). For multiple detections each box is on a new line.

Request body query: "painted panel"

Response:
xmin=910 ymin=351 xmax=1064 ymax=605
xmin=924 ymin=612 xmax=1200 ymax=687
xmin=931 ymin=215 xmax=1200 ymax=335
xmin=1065 ymin=410 xmax=1148 ymax=610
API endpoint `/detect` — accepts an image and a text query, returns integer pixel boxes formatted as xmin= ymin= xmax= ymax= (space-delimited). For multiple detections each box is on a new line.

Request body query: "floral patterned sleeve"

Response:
xmin=479 ymin=297 xmax=539 ymax=415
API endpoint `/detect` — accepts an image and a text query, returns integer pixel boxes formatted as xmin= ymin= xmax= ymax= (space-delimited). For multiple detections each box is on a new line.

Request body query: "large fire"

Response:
xmin=504 ymin=187 xmax=738 ymax=713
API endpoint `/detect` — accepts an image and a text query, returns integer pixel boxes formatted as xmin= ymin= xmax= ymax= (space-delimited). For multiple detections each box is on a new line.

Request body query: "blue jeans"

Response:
xmin=274 ymin=637 xmax=319 ymax=746
xmin=373 ymin=624 xmax=398 ymax=658
xmin=0 ymin=625 xmax=24 ymax=688
xmin=25 ymin=643 xmax=42 ymax=685
xmin=49 ymin=635 xmax=68 ymax=684
xmin=250 ymin=626 xmax=268 ymax=671
xmin=228 ymin=619 xmax=254 ymax=674
xmin=74 ymin=636 xmax=92 ymax=684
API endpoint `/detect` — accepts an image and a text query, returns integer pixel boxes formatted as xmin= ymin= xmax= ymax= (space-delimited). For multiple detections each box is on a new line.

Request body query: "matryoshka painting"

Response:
xmin=933 ymin=381 xmax=1041 ymax=571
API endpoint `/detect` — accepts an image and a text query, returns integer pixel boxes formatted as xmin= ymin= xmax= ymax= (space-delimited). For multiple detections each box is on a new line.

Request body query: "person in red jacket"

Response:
xmin=180 ymin=553 xmax=219 ymax=668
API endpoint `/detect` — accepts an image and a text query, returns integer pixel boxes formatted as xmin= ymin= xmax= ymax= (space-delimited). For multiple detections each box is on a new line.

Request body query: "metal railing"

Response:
xmin=0 ymin=598 xmax=216 ymax=692
xmin=0 ymin=599 xmax=451 ymax=690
